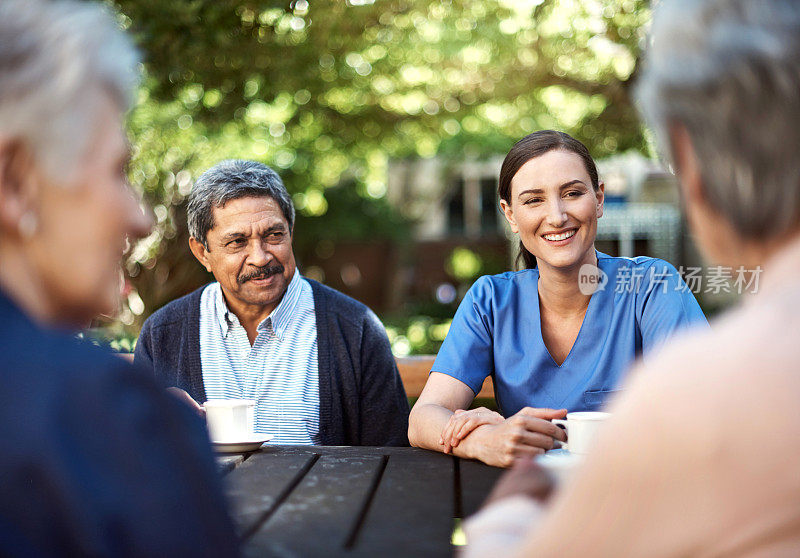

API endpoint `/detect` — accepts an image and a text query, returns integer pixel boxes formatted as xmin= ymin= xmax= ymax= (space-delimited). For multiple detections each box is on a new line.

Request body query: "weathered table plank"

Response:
xmin=350 ymin=450 xmax=455 ymax=557
xmin=219 ymin=447 xmax=502 ymax=557
xmin=457 ymin=458 xmax=504 ymax=518
xmin=217 ymin=454 xmax=247 ymax=475
xmin=224 ymin=451 xmax=318 ymax=538
xmin=244 ymin=450 xmax=385 ymax=557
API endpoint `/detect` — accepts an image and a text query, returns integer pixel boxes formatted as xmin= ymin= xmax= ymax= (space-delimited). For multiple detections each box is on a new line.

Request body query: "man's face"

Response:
xmin=192 ymin=195 xmax=296 ymax=315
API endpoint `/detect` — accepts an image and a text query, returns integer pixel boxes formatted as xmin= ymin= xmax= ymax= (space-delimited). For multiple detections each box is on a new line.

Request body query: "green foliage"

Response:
xmin=294 ymin=179 xmax=410 ymax=256
xmin=384 ymin=315 xmax=452 ymax=356
xmin=104 ymin=0 xmax=652 ymax=332
xmin=79 ymin=329 xmax=137 ymax=353
xmin=446 ymin=247 xmax=483 ymax=281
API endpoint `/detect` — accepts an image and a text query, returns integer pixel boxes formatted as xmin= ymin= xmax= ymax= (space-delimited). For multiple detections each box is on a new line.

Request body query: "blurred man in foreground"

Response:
xmin=0 ymin=0 xmax=238 ymax=554
xmin=462 ymin=0 xmax=800 ymax=555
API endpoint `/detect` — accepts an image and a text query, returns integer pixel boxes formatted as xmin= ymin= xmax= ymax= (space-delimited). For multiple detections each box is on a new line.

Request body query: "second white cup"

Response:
xmin=552 ymin=411 xmax=610 ymax=455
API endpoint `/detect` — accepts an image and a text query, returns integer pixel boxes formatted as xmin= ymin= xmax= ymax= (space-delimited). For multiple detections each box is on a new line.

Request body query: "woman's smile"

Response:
xmin=542 ymin=228 xmax=577 ymax=243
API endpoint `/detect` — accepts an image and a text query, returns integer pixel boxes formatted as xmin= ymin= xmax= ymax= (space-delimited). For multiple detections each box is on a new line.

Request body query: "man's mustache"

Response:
xmin=238 ymin=264 xmax=284 ymax=284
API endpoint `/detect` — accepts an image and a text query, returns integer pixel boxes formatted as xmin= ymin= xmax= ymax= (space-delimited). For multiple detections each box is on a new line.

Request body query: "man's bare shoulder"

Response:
xmin=641 ymin=293 xmax=799 ymax=387
xmin=620 ymin=290 xmax=800 ymax=444
xmin=520 ymin=292 xmax=800 ymax=558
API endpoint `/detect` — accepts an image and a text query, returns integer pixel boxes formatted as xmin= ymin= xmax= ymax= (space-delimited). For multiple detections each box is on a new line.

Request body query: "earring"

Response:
xmin=18 ymin=212 xmax=38 ymax=238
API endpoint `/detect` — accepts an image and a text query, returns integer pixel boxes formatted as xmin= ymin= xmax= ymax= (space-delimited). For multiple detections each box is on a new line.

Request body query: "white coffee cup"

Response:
xmin=552 ymin=411 xmax=610 ymax=455
xmin=204 ymin=399 xmax=255 ymax=442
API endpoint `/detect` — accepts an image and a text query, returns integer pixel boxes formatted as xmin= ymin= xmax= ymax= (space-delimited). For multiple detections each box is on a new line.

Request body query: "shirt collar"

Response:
xmin=0 ymin=288 xmax=29 ymax=328
xmin=213 ymin=283 xmax=235 ymax=338
xmin=266 ymin=269 xmax=303 ymax=341
xmin=213 ymin=270 xmax=303 ymax=340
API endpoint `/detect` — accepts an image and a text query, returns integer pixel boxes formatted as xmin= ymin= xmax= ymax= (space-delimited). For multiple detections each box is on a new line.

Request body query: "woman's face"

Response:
xmin=25 ymin=92 xmax=152 ymax=324
xmin=501 ymin=149 xmax=604 ymax=272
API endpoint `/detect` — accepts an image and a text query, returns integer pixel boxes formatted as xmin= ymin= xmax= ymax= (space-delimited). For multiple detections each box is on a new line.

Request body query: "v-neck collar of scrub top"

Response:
xmin=534 ymin=265 xmax=605 ymax=369
xmin=528 ymin=256 xmax=613 ymax=406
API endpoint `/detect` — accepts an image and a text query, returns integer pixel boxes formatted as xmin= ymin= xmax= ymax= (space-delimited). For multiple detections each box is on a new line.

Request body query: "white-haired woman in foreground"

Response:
xmin=462 ymin=0 xmax=800 ymax=555
xmin=0 ymin=1 xmax=238 ymax=554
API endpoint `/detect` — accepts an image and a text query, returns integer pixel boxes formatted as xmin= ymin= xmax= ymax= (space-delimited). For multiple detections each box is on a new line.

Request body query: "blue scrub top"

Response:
xmin=432 ymin=253 xmax=707 ymax=416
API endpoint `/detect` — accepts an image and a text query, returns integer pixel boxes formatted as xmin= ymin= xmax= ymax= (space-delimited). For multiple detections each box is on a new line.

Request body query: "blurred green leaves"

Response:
xmin=385 ymin=316 xmax=453 ymax=356
xmin=447 ymin=247 xmax=483 ymax=282
xmin=108 ymin=0 xmax=651 ymax=329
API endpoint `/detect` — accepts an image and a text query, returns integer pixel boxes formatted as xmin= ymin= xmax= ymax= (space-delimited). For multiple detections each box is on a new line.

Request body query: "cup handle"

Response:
xmin=552 ymin=419 xmax=568 ymax=451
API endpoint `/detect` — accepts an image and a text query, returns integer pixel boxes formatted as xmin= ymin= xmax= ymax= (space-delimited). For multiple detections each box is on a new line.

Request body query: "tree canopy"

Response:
xmin=107 ymin=0 xmax=651 ymax=332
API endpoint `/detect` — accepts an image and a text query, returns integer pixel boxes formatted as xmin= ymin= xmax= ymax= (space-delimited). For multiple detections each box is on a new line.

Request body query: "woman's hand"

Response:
xmin=440 ymin=407 xmax=504 ymax=453
xmin=465 ymin=407 xmax=568 ymax=468
xmin=483 ymin=458 xmax=555 ymax=507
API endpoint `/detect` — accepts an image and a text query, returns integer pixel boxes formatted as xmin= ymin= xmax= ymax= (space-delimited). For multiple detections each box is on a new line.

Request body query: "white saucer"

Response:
xmin=212 ymin=434 xmax=272 ymax=453
xmin=536 ymin=448 xmax=584 ymax=484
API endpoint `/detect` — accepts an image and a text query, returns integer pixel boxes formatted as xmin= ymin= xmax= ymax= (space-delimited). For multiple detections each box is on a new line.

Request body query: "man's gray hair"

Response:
xmin=636 ymin=0 xmax=800 ymax=240
xmin=187 ymin=160 xmax=296 ymax=247
xmin=0 ymin=0 xmax=139 ymax=183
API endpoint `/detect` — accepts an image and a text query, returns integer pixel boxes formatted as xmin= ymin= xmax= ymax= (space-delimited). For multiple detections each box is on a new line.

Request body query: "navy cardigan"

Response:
xmin=134 ymin=279 xmax=410 ymax=446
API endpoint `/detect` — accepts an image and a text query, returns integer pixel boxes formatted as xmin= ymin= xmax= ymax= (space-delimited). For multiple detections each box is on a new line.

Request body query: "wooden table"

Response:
xmin=218 ymin=446 xmax=503 ymax=557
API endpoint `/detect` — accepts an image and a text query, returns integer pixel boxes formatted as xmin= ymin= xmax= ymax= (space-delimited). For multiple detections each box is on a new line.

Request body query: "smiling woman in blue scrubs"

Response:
xmin=408 ymin=130 xmax=706 ymax=467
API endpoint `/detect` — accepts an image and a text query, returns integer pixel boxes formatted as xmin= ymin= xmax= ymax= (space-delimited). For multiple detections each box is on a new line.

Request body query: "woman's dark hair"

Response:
xmin=498 ymin=130 xmax=600 ymax=270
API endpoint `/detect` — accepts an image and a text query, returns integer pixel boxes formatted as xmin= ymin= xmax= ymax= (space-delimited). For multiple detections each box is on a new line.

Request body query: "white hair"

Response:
xmin=636 ymin=0 xmax=800 ymax=240
xmin=188 ymin=160 xmax=295 ymax=247
xmin=0 ymin=0 xmax=139 ymax=183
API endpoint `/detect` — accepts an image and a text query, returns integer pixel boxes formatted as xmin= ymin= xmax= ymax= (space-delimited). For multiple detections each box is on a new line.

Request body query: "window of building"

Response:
xmin=446 ymin=175 xmax=501 ymax=237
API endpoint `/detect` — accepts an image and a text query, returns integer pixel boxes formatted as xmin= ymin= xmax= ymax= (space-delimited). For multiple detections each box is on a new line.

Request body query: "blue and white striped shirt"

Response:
xmin=199 ymin=271 xmax=320 ymax=445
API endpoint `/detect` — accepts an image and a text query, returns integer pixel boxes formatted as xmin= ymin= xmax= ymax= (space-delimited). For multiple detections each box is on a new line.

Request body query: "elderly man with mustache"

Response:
xmin=134 ymin=160 xmax=409 ymax=446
